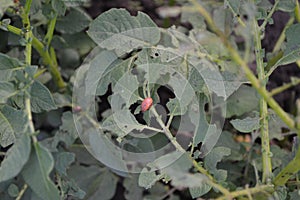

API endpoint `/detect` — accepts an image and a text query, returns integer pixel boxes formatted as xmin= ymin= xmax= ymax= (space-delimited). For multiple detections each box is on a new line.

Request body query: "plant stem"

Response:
xmin=253 ymin=19 xmax=272 ymax=184
xmin=22 ymin=0 xmax=38 ymax=145
xmin=15 ymin=184 xmax=28 ymax=200
xmin=270 ymin=79 xmax=300 ymax=96
xmin=225 ymin=2 xmax=246 ymax=27
xmin=215 ymin=185 xmax=274 ymax=200
xmin=271 ymin=17 xmax=294 ymax=54
xmin=21 ymin=0 xmax=33 ymax=65
xmin=150 ymin=106 xmax=185 ymax=152
xmin=0 ymin=23 xmax=66 ymax=90
xmin=44 ymin=14 xmax=57 ymax=48
xmin=295 ymin=0 xmax=300 ymax=23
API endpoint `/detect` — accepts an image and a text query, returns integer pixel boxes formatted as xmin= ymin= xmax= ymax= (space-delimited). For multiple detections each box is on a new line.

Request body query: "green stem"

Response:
xmin=21 ymin=0 xmax=33 ymax=65
xmin=215 ymin=185 xmax=274 ymax=200
xmin=253 ymin=19 xmax=272 ymax=184
xmin=259 ymin=0 xmax=279 ymax=30
xmin=44 ymin=14 xmax=57 ymax=48
xmin=270 ymin=79 xmax=300 ymax=96
xmin=15 ymin=184 xmax=28 ymax=200
xmin=21 ymin=0 xmax=39 ymax=147
xmin=295 ymin=0 xmax=300 ymax=23
xmin=272 ymin=16 xmax=294 ymax=54
xmin=150 ymin=106 xmax=185 ymax=152
xmin=0 ymin=22 xmax=66 ymax=90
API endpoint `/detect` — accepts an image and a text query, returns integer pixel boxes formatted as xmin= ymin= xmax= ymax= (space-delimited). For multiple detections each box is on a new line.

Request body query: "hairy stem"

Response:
xmin=253 ymin=19 xmax=272 ymax=184
xmin=22 ymin=0 xmax=38 ymax=144
xmin=44 ymin=14 xmax=57 ymax=48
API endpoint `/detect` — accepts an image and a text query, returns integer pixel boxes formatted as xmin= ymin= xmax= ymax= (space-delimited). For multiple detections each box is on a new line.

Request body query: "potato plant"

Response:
xmin=0 ymin=0 xmax=300 ymax=199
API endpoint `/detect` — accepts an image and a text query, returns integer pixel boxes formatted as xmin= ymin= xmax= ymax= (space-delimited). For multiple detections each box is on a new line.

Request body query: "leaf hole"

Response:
xmin=243 ymin=14 xmax=248 ymax=20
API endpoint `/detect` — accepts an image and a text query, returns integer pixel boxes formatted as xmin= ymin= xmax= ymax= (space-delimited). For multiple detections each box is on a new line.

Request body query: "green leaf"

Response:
xmin=215 ymin=131 xmax=243 ymax=161
xmin=138 ymin=167 xmax=161 ymax=189
xmin=168 ymin=71 xmax=195 ymax=110
xmin=195 ymin=63 xmax=245 ymax=99
xmin=268 ymin=109 xmax=288 ymax=140
xmin=224 ymin=85 xmax=259 ymax=117
xmin=108 ymin=109 xmax=145 ymax=139
xmin=272 ymin=186 xmax=287 ymax=200
xmin=62 ymin=32 xmax=95 ymax=55
xmin=191 ymin=93 xmax=219 ymax=157
xmin=274 ymin=24 xmax=300 ymax=67
xmin=88 ymin=8 xmax=160 ymax=55
xmin=87 ymin=168 xmax=118 ymax=200
xmin=230 ymin=115 xmax=260 ymax=133
xmin=0 ymin=52 xmax=24 ymax=81
xmin=88 ymin=128 xmax=128 ymax=172
xmin=86 ymin=50 xmax=118 ymax=96
xmin=0 ymin=105 xmax=27 ymax=147
xmin=0 ymin=134 xmax=31 ymax=182
xmin=277 ymin=0 xmax=296 ymax=12
xmin=61 ymin=178 xmax=86 ymax=199
xmin=0 ymin=82 xmax=15 ymax=104
xmin=51 ymin=0 xmax=66 ymax=16
xmin=21 ymin=142 xmax=60 ymax=200
xmin=124 ymin=175 xmax=144 ymax=200
xmin=189 ymin=183 xmax=212 ymax=198
xmin=56 ymin=7 xmax=91 ymax=34
xmin=167 ymin=98 xmax=185 ymax=116
xmin=63 ymin=0 xmax=89 ymax=7
xmin=160 ymin=152 xmax=207 ymax=188
xmin=112 ymin=73 xmax=141 ymax=107
xmin=30 ymin=81 xmax=57 ymax=113
xmin=42 ymin=111 xmax=78 ymax=151
xmin=289 ymin=190 xmax=300 ymax=200
xmin=181 ymin=8 xmax=206 ymax=29
xmin=54 ymin=152 xmax=75 ymax=176
xmin=204 ymin=147 xmax=231 ymax=181
xmin=68 ymin=165 xmax=102 ymax=193
xmin=68 ymin=165 xmax=117 ymax=200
